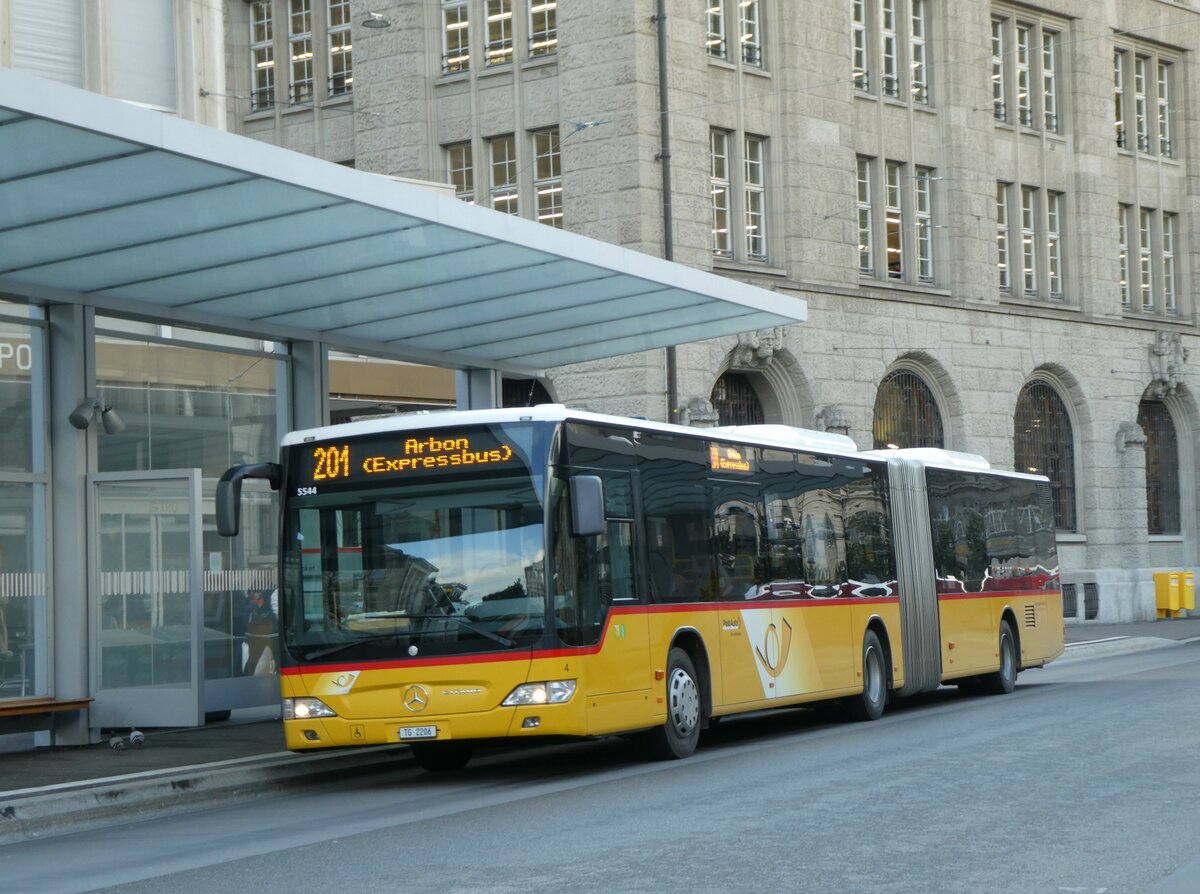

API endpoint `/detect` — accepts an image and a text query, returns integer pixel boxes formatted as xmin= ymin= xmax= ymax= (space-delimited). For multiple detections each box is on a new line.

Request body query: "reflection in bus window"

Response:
xmin=638 ymin=433 xmax=716 ymax=602
xmin=926 ymin=470 xmax=1058 ymax=594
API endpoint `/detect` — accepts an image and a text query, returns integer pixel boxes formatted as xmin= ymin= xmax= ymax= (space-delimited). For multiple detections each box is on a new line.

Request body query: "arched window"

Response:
xmin=1138 ymin=399 xmax=1180 ymax=534
xmin=711 ymin=372 xmax=764 ymax=425
xmin=502 ymin=378 xmax=552 ymax=407
xmin=872 ymin=369 xmax=944 ymax=449
xmin=1014 ymin=380 xmax=1075 ymax=531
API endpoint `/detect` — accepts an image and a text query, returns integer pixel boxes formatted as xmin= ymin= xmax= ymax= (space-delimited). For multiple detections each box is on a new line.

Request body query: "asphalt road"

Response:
xmin=3 ymin=644 xmax=1200 ymax=894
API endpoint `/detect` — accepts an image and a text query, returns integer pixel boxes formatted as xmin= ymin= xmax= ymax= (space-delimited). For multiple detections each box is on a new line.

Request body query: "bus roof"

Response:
xmin=280 ymin=404 xmax=868 ymax=457
xmin=279 ymin=405 xmax=1046 ymax=482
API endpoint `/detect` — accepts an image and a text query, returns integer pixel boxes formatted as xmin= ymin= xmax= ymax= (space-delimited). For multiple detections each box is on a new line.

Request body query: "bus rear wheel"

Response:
xmin=409 ymin=741 xmax=473 ymax=772
xmin=646 ymin=647 xmax=702 ymax=760
xmin=848 ymin=629 xmax=888 ymax=721
xmin=981 ymin=619 xmax=1018 ymax=695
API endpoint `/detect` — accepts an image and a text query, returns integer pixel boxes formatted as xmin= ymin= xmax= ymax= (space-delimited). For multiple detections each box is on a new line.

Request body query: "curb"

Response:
xmin=0 ymin=744 xmax=409 ymax=845
xmin=1057 ymin=635 xmax=1188 ymax=664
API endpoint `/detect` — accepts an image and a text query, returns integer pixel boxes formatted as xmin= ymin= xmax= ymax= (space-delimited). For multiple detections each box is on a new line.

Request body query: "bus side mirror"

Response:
xmin=569 ymin=475 xmax=606 ymax=537
xmin=217 ymin=462 xmax=282 ymax=537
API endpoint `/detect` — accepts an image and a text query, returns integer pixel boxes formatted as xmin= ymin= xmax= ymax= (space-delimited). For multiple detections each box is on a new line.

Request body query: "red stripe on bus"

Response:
xmin=282 ymin=596 xmax=902 ymax=676
xmin=937 ymin=589 xmax=1061 ymax=602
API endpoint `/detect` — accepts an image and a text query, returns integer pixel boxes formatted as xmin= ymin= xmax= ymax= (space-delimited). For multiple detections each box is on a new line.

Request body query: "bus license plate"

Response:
xmin=399 ymin=725 xmax=438 ymax=740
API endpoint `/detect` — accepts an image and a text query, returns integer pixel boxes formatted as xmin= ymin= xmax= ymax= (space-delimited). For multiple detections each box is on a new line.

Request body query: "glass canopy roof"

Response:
xmin=0 ymin=69 xmax=805 ymax=375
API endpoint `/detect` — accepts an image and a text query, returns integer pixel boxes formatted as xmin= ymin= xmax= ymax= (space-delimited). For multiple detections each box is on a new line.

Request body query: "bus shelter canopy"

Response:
xmin=0 ymin=70 xmax=806 ymax=375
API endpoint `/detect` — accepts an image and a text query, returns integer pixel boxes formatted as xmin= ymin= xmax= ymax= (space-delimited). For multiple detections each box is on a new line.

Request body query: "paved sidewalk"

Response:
xmin=1 ymin=616 xmax=1197 ymax=844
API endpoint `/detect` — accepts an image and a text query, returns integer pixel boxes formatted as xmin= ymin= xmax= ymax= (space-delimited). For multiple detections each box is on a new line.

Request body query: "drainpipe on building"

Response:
xmin=655 ymin=0 xmax=678 ymax=423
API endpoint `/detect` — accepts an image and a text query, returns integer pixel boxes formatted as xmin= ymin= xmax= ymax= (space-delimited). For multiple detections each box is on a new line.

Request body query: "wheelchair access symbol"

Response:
xmin=754 ymin=618 xmax=793 ymax=678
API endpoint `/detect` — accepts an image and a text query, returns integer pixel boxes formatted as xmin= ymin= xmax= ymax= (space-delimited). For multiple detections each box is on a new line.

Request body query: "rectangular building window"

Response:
xmin=1020 ymin=186 xmax=1037 ymax=297
xmin=711 ymin=129 xmax=769 ymax=263
xmin=1157 ymin=62 xmax=1173 ymax=157
xmin=852 ymin=0 xmax=868 ymax=90
xmin=249 ymin=1 xmax=275 ymax=111
xmin=711 ymin=130 xmax=732 ymax=257
xmin=881 ymin=0 xmax=898 ymax=98
xmin=991 ymin=18 xmax=1006 ymax=121
xmin=327 ymin=0 xmax=352 ymax=96
xmin=885 ymin=160 xmax=903 ymax=279
xmin=860 ymin=158 xmax=935 ymax=285
xmin=529 ymin=1 xmax=557 ymax=57
xmin=858 ymin=156 xmax=874 ymax=275
xmin=744 ymin=135 xmax=766 ymax=259
xmin=1041 ymin=31 xmax=1058 ymax=131
xmin=739 ymin=0 xmax=762 ymax=66
xmin=707 ymin=1 xmax=728 ymax=59
xmin=1118 ymin=204 xmax=1132 ymax=307
xmin=910 ymin=0 xmax=928 ymax=103
xmin=533 ymin=128 xmax=563 ymax=227
xmin=288 ymin=0 xmax=314 ymax=104
xmin=854 ymin=0 xmax=929 ymax=105
xmin=489 ymin=135 xmax=519 ymax=214
xmin=1113 ymin=50 xmax=1125 ymax=147
xmin=1015 ymin=25 xmax=1032 ymax=126
xmin=443 ymin=1 xmax=470 ymax=73
xmin=1125 ymin=206 xmax=1183 ymax=318
xmin=1163 ymin=213 xmax=1177 ymax=314
xmin=1115 ymin=47 xmax=1176 ymax=157
xmin=446 ymin=143 xmax=474 ymax=202
xmin=485 ymin=0 xmax=514 ymax=66
xmin=1047 ymin=191 xmax=1062 ymax=298
xmin=996 ymin=182 xmax=1011 ymax=290
xmin=915 ymin=167 xmax=933 ymax=282
xmin=1134 ymin=56 xmax=1149 ymax=152
xmin=1139 ymin=208 xmax=1153 ymax=311
xmin=993 ymin=12 xmax=1063 ymax=134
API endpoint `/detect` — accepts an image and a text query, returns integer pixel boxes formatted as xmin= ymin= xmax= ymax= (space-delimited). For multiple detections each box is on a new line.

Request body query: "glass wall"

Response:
xmin=93 ymin=323 xmax=287 ymax=689
xmin=0 ymin=312 xmax=48 ymax=701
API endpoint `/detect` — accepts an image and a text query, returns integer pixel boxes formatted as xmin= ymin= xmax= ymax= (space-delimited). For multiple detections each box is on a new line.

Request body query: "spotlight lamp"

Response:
xmin=362 ymin=11 xmax=391 ymax=28
xmin=69 ymin=398 xmax=126 ymax=434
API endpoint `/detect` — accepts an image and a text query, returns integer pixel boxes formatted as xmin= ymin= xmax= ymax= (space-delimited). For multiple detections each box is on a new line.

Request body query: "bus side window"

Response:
xmin=553 ymin=472 xmax=637 ymax=646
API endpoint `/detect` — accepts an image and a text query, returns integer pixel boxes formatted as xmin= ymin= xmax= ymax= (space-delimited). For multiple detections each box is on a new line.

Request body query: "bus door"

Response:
xmin=555 ymin=469 xmax=650 ymax=735
xmin=713 ymin=483 xmax=776 ymax=706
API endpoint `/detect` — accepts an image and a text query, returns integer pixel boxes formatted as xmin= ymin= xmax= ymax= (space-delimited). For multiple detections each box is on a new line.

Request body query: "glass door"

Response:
xmin=89 ymin=471 xmax=204 ymax=729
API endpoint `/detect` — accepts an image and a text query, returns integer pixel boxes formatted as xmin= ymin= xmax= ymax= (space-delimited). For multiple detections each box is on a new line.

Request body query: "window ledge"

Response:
xmin=859 ymin=279 xmax=952 ymax=299
xmin=1149 ymin=534 xmax=1184 ymax=543
xmin=1055 ymin=533 xmax=1087 ymax=544
xmin=1000 ymin=294 xmax=1080 ymax=313
xmin=713 ymin=258 xmax=787 ymax=277
xmin=521 ymin=55 xmax=558 ymax=72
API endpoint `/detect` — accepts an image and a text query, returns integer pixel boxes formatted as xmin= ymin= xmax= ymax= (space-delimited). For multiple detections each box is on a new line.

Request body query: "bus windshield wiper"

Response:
xmin=304 ymin=633 xmax=406 ymax=662
xmin=301 ymin=614 xmax=517 ymax=661
xmin=403 ymin=613 xmax=518 ymax=648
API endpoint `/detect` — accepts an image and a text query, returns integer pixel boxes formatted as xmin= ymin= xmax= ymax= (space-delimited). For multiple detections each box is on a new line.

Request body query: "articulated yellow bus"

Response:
xmin=218 ymin=405 xmax=1063 ymax=770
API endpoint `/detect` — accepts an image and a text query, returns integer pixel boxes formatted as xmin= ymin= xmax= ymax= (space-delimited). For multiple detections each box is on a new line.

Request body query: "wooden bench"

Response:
xmin=0 ymin=698 xmax=92 ymax=734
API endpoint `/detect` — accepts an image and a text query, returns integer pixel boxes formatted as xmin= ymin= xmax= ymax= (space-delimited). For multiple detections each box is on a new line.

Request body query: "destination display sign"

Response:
xmin=290 ymin=428 xmax=522 ymax=493
xmin=710 ymin=444 xmax=753 ymax=473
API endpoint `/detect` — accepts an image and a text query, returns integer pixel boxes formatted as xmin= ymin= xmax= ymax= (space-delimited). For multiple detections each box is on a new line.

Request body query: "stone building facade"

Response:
xmin=223 ymin=0 xmax=1200 ymax=622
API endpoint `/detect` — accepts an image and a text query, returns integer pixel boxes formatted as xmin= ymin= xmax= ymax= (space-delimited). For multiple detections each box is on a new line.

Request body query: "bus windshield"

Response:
xmin=280 ymin=424 xmax=551 ymax=662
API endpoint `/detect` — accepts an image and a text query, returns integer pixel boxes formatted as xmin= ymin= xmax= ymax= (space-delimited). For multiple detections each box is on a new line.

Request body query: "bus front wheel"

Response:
xmin=646 ymin=647 xmax=702 ymax=760
xmin=848 ymin=629 xmax=888 ymax=721
xmin=981 ymin=620 xmax=1018 ymax=695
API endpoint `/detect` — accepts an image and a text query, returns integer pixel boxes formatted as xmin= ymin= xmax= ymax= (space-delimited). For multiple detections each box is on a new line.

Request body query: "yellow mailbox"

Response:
xmin=1155 ymin=571 xmax=1181 ymax=617
xmin=1183 ymin=571 xmax=1195 ymax=612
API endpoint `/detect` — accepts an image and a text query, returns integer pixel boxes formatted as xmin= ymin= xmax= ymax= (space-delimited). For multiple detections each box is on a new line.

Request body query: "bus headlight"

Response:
xmin=283 ymin=697 xmax=338 ymax=719
xmin=502 ymin=680 xmax=577 ymax=706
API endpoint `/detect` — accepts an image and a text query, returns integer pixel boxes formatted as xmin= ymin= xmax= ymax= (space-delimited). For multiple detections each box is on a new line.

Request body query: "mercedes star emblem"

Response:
xmin=403 ymin=684 xmax=430 ymax=712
